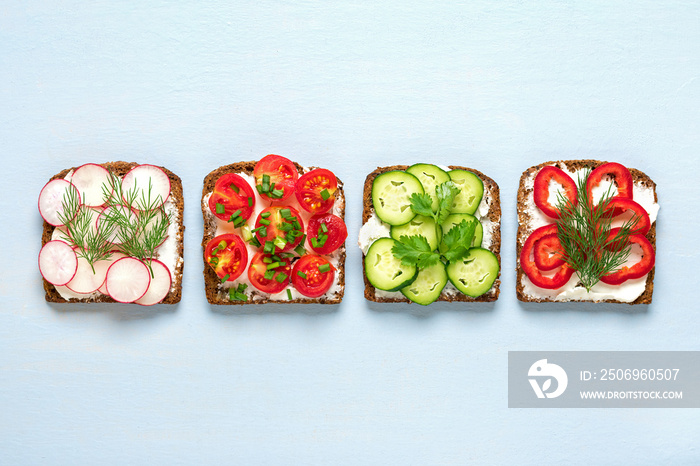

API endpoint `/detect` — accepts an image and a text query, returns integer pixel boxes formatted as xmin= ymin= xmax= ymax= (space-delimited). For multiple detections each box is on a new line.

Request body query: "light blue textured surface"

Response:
xmin=2 ymin=1 xmax=699 ymax=464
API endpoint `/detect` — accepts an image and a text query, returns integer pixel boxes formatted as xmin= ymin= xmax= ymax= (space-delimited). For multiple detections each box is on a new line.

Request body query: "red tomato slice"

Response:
xmin=600 ymin=228 xmax=655 ymax=285
xmin=604 ymin=197 xmax=651 ymax=236
xmin=291 ymin=254 xmax=336 ymax=298
xmin=586 ymin=162 xmax=633 ymax=215
xmin=253 ymin=154 xmax=298 ymax=202
xmin=533 ymin=166 xmax=577 ymax=219
xmin=204 ymin=233 xmax=248 ymax=281
xmin=208 ymin=173 xmax=256 ymax=224
xmin=520 ymin=224 xmax=574 ymax=289
xmin=254 ymin=206 xmax=305 ymax=253
xmin=307 ymin=213 xmax=347 ymax=255
xmin=533 ymin=233 xmax=566 ymax=271
xmin=295 ymin=168 xmax=337 ymax=214
xmin=247 ymin=252 xmax=292 ymax=294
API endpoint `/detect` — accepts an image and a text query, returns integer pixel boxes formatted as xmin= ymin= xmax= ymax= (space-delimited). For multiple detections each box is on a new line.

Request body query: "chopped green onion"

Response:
xmin=319 ymin=263 xmax=331 ymax=273
xmin=230 ymin=184 xmax=240 ymax=193
xmin=256 ymin=184 xmax=264 ymax=194
xmin=271 ymin=189 xmax=284 ymax=198
xmin=263 ymin=257 xmax=272 ymax=264
xmin=249 ymin=237 xmax=262 ymax=248
xmin=321 ymin=223 xmax=328 ymax=233
xmin=287 ymin=289 xmax=293 ymax=300
xmin=292 ymin=220 xmax=301 ymax=230
xmin=260 ymin=218 xmax=271 ymax=226
xmin=297 ymin=271 xmax=307 ymax=279
xmin=267 ymin=262 xmax=280 ymax=270
xmin=247 ymin=197 xmax=253 ymax=207
xmin=275 ymin=272 xmax=288 ymax=283
xmin=274 ymin=236 xmax=287 ymax=249
xmin=271 ymin=254 xmax=282 ymax=262
xmin=221 ymin=274 xmax=230 ymax=283
xmin=278 ymin=222 xmax=292 ymax=232
xmin=261 ymin=212 xmax=271 ymax=218
xmin=320 ymin=189 xmax=330 ymax=201
xmin=241 ymin=225 xmax=253 ymax=242
xmin=209 ymin=257 xmax=219 ymax=266
xmin=264 ymin=270 xmax=275 ymax=280
xmin=264 ymin=241 xmax=275 ymax=254
xmin=280 ymin=208 xmax=292 ymax=219
xmin=215 ymin=203 xmax=225 ymax=214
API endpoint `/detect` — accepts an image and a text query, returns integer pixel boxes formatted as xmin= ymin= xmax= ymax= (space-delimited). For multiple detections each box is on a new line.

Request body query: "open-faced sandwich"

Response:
xmin=38 ymin=162 xmax=184 ymax=305
xmin=517 ymin=160 xmax=658 ymax=304
xmin=202 ymin=155 xmax=346 ymax=304
xmin=359 ymin=163 xmax=501 ymax=305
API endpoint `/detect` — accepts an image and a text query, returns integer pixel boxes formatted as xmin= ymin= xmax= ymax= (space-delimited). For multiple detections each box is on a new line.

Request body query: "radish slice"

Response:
xmin=39 ymin=240 xmax=78 ymax=286
xmin=38 ymin=179 xmax=80 ymax=226
xmin=51 ymin=226 xmax=71 ymax=244
xmin=122 ymin=165 xmax=170 ymax=210
xmin=140 ymin=206 xmax=170 ymax=247
xmin=97 ymin=205 xmax=138 ymax=245
xmin=66 ymin=255 xmax=118 ymax=294
xmin=69 ymin=163 xmax=112 ymax=207
xmin=97 ymin=253 xmax=127 ymax=294
xmin=135 ymin=260 xmax=172 ymax=306
xmin=105 ymin=257 xmax=151 ymax=303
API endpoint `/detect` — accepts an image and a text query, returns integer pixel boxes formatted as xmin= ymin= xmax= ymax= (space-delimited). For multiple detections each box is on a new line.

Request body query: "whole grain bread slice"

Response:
xmin=362 ymin=165 xmax=501 ymax=303
xmin=202 ymin=162 xmax=345 ymax=305
xmin=42 ymin=161 xmax=184 ymax=304
xmin=516 ymin=159 xmax=657 ymax=304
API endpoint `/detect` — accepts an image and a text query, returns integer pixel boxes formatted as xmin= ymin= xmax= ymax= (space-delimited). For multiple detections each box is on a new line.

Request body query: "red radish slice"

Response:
xmin=140 ymin=206 xmax=170 ymax=247
xmin=38 ymin=179 xmax=80 ymax=226
xmin=121 ymin=165 xmax=170 ymax=210
xmin=38 ymin=240 xmax=78 ymax=286
xmin=69 ymin=163 xmax=112 ymax=207
xmin=51 ymin=226 xmax=71 ymax=244
xmin=98 ymin=205 xmax=138 ymax=244
xmin=66 ymin=254 xmax=127 ymax=294
xmin=105 ymin=257 xmax=151 ymax=303
xmin=135 ymin=260 xmax=172 ymax=306
xmin=97 ymin=253 xmax=127 ymax=294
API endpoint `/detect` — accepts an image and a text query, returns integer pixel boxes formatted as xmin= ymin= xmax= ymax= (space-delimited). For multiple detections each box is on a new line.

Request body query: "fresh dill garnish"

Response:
xmin=554 ymin=169 xmax=640 ymax=291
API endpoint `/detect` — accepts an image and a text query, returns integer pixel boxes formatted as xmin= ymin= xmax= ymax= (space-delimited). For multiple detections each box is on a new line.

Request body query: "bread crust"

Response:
xmin=362 ymin=165 xmax=501 ymax=303
xmin=516 ymin=159 xmax=656 ymax=304
xmin=41 ymin=161 xmax=185 ymax=304
xmin=201 ymin=162 xmax=345 ymax=305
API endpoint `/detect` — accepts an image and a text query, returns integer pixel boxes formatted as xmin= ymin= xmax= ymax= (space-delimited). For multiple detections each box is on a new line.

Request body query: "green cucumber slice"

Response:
xmin=441 ymin=213 xmax=483 ymax=248
xmin=365 ymin=238 xmax=418 ymax=291
xmin=390 ymin=215 xmax=440 ymax=250
xmin=446 ymin=248 xmax=499 ymax=297
xmin=448 ymin=169 xmax=484 ymax=215
xmin=401 ymin=261 xmax=448 ymax=305
xmin=406 ymin=163 xmax=451 ymax=212
xmin=371 ymin=171 xmax=424 ymax=226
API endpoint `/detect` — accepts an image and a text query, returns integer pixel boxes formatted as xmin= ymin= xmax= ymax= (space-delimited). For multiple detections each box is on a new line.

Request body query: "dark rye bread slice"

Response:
xmin=42 ymin=161 xmax=185 ymax=304
xmin=362 ymin=165 xmax=501 ymax=303
xmin=516 ymin=160 xmax=657 ymax=305
xmin=201 ymin=162 xmax=346 ymax=305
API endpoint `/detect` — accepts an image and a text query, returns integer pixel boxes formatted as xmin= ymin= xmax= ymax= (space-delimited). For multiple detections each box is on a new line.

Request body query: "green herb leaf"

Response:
xmin=392 ymin=235 xmax=441 ymax=268
xmin=435 ymin=181 xmax=460 ymax=224
xmin=441 ymin=219 xmax=477 ymax=262
xmin=409 ymin=193 xmax=434 ymax=218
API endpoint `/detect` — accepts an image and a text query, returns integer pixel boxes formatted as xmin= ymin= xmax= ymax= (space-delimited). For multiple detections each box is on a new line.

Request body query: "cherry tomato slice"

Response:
xmin=204 ymin=233 xmax=248 ymax=282
xmin=533 ymin=233 xmax=566 ymax=271
xmin=520 ymin=224 xmax=574 ymax=289
xmin=295 ymin=168 xmax=337 ymax=214
xmin=253 ymin=154 xmax=298 ymax=202
xmin=600 ymin=228 xmax=655 ymax=285
xmin=603 ymin=198 xmax=651 ymax=236
xmin=208 ymin=173 xmax=256 ymax=223
xmin=586 ymin=162 xmax=633 ymax=216
xmin=291 ymin=254 xmax=336 ymax=298
xmin=254 ymin=206 xmax=305 ymax=253
xmin=247 ymin=251 xmax=292 ymax=294
xmin=533 ymin=166 xmax=577 ymax=219
xmin=307 ymin=213 xmax=347 ymax=255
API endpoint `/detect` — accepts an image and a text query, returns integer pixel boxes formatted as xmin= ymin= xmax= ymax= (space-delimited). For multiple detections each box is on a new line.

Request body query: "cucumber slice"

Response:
xmin=446 ymin=248 xmax=499 ymax=297
xmin=365 ymin=238 xmax=418 ymax=291
xmin=390 ymin=215 xmax=440 ymax=250
xmin=448 ymin=169 xmax=484 ymax=215
xmin=371 ymin=171 xmax=424 ymax=226
xmin=441 ymin=213 xmax=483 ymax=248
xmin=406 ymin=164 xmax=451 ymax=212
xmin=401 ymin=261 xmax=448 ymax=305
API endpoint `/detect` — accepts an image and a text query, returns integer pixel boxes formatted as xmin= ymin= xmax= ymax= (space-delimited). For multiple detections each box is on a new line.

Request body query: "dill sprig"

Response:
xmin=100 ymin=171 xmax=172 ymax=277
xmin=554 ymin=169 xmax=640 ymax=291
xmin=56 ymin=184 xmax=115 ymax=273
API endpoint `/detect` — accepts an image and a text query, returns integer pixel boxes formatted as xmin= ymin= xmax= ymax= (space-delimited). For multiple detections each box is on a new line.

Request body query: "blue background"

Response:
xmin=2 ymin=1 xmax=699 ymax=464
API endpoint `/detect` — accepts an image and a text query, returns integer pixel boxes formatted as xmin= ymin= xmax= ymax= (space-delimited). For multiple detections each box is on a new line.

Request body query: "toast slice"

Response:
xmin=202 ymin=161 xmax=345 ymax=305
xmin=516 ymin=160 xmax=657 ymax=304
xmin=361 ymin=165 xmax=501 ymax=303
xmin=41 ymin=161 xmax=184 ymax=304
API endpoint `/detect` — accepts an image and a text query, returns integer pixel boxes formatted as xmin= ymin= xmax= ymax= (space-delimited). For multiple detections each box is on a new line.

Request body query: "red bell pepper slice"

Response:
xmin=586 ymin=162 xmax=633 ymax=215
xmin=533 ymin=232 xmax=566 ymax=271
xmin=533 ymin=166 xmax=578 ymax=219
xmin=603 ymin=197 xmax=651 ymax=236
xmin=520 ymin=224 xmax=574 ymax=289
xmin=600 ymin=228 xmax=655 ymax=285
